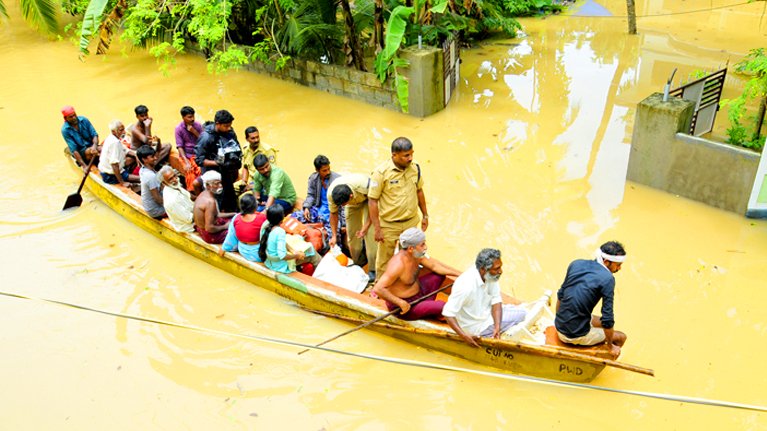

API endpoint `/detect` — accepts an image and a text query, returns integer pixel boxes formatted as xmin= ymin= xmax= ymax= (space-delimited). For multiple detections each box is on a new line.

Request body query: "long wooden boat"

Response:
xmin=66 ymin=154 xmax=653 ymax=383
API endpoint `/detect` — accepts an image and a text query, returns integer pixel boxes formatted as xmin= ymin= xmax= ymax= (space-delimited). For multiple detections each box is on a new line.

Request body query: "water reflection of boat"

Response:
xmin=66 ymin=154 xmax=653 ymax=383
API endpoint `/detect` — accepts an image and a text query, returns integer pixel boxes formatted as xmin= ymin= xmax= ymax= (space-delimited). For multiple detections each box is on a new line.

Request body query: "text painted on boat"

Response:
xmin=559 ymin=363 xmax=583 ymax=375
xmin=485 ymin=347 xmax=514 ymax=360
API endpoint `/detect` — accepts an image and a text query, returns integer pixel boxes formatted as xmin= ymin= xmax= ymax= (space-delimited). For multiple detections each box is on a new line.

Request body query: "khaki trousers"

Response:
xmin=375 ymin=217 xmax=419 ymax=277
xmin=345 ymin=203 xmax=377 ymax=271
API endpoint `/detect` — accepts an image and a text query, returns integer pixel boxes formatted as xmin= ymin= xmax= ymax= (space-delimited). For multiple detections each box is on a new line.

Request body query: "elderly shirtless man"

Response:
xmin=193 ymin=171 xmax=235 ymax=244
xmin=372 ymin=228 xmax=461 ymax=320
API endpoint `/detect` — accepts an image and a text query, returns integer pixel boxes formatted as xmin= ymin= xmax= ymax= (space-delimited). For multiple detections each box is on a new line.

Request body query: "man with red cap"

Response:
xmin=61 ymin=105 xmax=100 ymax=172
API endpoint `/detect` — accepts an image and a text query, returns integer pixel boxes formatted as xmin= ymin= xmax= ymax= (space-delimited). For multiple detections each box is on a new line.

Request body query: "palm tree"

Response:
xmin=0 ymin=0 xmax=58 ymax=34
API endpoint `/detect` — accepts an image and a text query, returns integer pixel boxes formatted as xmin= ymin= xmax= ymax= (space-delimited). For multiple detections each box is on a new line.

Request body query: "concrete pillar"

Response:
xmin=626 ymin=93 xmax=695 ymax=187
xmin=399 ymin=46 xmax=444 ymax=118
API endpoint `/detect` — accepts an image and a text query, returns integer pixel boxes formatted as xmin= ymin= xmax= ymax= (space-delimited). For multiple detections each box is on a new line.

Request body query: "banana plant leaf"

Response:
xmin=79 ymin=0 xmax=110 ymax=55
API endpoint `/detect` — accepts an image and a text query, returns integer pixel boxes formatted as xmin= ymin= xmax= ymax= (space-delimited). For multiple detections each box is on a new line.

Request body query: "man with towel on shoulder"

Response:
xmin=372 ymin=228 xmax=460 ymax=321
xmin=554 ymin=241 xmax=628 ymax=355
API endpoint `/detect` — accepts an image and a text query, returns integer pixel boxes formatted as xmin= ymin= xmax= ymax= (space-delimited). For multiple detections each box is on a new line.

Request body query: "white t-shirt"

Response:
xmin=442 ymin=266 xmax=503 ymax=336
xmin=98 ymin=134 xmax=128 ymax=175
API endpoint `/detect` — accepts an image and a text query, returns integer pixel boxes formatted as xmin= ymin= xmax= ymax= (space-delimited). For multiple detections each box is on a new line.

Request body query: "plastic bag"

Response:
xmin=314 ymin=246 xmax=368 ymax=293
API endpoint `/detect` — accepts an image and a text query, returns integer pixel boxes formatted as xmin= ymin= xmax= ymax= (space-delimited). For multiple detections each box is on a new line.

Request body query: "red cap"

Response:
xmin=61 ymin=105 xmax=76 ymax=118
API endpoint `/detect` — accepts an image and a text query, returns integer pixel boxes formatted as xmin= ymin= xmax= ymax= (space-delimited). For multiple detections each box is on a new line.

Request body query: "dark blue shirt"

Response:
xmin=554 ymin=259 xmax=615 ymax=338
xmin=61 ymin=116 xmax=98 ymax=155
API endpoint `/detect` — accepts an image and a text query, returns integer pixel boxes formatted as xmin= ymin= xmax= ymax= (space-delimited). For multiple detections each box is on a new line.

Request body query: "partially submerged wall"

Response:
xmin=627 ymin=92 xmax=760 ymax=214
xmin=244 ymin=59 xmax=401 ymax=112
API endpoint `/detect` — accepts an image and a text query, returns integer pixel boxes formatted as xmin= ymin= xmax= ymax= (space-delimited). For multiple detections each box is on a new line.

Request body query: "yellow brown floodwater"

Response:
xmin=1 ymin=0 xmax=766 ymax=428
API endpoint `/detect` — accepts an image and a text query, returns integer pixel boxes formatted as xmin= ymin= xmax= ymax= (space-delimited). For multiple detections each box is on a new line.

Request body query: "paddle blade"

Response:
xmin=62 ymin=193 xmax=83 ymax=210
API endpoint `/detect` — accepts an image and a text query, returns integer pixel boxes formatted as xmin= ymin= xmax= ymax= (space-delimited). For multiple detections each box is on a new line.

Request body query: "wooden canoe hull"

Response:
xmin=67 ymin=156 xmax=642 ymax=383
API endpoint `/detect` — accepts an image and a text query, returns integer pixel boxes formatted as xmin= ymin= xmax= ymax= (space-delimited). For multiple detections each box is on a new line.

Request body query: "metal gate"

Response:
xmin=669 ymin=68 xmax=727 ymax=136
xmin=442 ymin=34 xmax=460 ymax=107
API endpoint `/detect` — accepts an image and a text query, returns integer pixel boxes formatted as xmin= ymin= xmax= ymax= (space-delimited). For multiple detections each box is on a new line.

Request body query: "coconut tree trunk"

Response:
xmin=626 ymin=0 xmax=637 ymax=35
xmin=340 ymin=0 xmax=366 ymax=71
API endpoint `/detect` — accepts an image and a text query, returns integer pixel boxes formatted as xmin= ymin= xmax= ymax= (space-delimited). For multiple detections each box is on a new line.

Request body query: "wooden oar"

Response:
xmin=63 ymin=156 xmax=97 ymax=210
xmin=297 ymin=283 xmax=453 ymax=355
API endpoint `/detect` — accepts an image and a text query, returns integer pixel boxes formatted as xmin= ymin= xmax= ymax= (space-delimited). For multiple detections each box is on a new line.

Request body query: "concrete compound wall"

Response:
xmin=243 ymin=58 xmax=401 ymax=111
xmin=627 ymin=92 xmax=761 ymax=214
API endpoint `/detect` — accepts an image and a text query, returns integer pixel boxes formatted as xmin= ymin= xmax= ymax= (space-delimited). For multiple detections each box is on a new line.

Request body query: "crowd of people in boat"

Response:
xmin=61 ymin=104 xmax=628 ymax=352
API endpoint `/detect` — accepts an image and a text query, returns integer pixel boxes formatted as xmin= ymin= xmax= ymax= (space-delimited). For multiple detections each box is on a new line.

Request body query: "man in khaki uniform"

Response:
xmin=238 ymin=125 xmax=279 ymax=192
xmin=368 ymin=137 xmax=429 ymax=279
xmin=328 ymin=173 xmax=377 ymax=279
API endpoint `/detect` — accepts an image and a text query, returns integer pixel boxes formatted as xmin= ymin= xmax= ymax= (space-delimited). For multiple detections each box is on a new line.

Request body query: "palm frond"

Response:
xmin=0 ymin=1 xmax=9 ymax=18
xmin=19 ymin=0 xmax=58 ymax=33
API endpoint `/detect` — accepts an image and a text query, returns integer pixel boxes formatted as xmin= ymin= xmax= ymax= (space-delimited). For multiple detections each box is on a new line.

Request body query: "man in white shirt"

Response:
xmin=158 ymin=166 xmax=195 ymax=233
xmin=442 ymin=248 xmax=526 ymax=347
xmin=98 ymin=120 xmax=138 ymax=186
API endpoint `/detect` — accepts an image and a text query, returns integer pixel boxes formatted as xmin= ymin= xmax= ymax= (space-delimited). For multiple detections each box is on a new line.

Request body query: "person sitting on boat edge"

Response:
xmin=554 ymin=241 xmax=627 ymax=356
xmin=372 ymin=228 xmax=461 ymax=321
xmin=251 ymin=154 xmax=297 ymax=215
xmin=193 ymin=170 xmax=235 ymax=244
xmin=222 ymin=194 xmax=268 ymax=262
xmin=442 ymin=248 xmax=527 ymax=347
xmin=159 ymin=165 xmax=195 ymax=234
xmin=328 ymin=173 xmax=377 ymax=281
xmin=258 ymin=205 xmax=320 ymax=275
xmin=300 ymin=155 xmax=340 ymax=230
xmin=129 ymin=104 xmax=171 ymax=168
xmin=98 ymin=120 xmax=139 ymax=187
xmin=137 ymin=146 xmax=167 ymax=220
xmin=61 ymin=105 xmax=101 ymax=173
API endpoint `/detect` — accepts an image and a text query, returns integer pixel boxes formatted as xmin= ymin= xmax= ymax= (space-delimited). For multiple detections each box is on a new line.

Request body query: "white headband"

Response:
xmin=595 ymin=248 xmax=626 ymax=266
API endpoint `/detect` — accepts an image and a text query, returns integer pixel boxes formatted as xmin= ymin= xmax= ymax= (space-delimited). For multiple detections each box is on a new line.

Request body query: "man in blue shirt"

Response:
xmin=554 ymin=241 xmax=627 ymax=355
xmin=61 ymin=105 xmax=100 ymax=173
xmin=302 ymin=154 xmax=340 ymax=229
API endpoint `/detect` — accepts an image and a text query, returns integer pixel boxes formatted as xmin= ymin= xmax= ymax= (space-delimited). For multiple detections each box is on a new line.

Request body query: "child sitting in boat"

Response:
xmin=222 ymin=194 xmax=267 ymax=262
xmin=259 ymin=205 xmax=320 ymax=275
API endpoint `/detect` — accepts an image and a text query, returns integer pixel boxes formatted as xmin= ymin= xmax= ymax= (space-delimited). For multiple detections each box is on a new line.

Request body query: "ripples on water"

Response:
xmin=0 ymin=0 xmax=766 ymax=428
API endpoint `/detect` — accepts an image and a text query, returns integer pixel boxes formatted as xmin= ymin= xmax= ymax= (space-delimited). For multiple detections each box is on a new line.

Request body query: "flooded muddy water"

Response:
xmin=0 ymin=0 xmax=765 ymax=428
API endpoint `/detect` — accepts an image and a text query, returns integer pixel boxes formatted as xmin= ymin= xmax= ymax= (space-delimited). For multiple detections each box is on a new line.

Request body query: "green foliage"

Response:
xmin=374 ymin=6 xmax=413 ymax=112
xmin=275 ymin=0 xmax=343 ymax=61
xmin=721 ymin=48 xmax=767 ymax=151
xmin=78 ymin=0 xmax=109 ymax=54
xmin=61 ymin=0 xmax=90 ymax=16
xmin=11 ymin=0 xmax=59 ymax=33
xmin=186 ymin=0 xmax=231 ymax=52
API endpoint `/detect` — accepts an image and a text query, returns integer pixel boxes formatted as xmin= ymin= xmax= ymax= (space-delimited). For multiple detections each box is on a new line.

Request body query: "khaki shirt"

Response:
xmin=327 ymin=173 xmax=371 ymax=213
xmin=242 ymin=142 xmax=278 ymax=180
xmin=368 ymin=159 xmax=423 ymax=223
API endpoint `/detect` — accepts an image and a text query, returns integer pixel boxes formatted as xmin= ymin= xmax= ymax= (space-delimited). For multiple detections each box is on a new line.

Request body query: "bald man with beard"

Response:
xmin=193 ymin=170 xmax=235 ymax=244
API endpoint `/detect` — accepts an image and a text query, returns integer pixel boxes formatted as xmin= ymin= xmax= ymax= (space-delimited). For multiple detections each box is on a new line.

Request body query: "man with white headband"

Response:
xmin=193 ymin=170 xmax=236 ymax=244
xmin=372 ymin=228 xmax=461 ymax=321
xmin=554 ymin=241 xmax=627 ymax=355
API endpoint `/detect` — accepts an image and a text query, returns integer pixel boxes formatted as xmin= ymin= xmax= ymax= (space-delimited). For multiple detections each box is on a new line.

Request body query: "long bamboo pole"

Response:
xmin=297 ymin=283 xmax=453 ymax=355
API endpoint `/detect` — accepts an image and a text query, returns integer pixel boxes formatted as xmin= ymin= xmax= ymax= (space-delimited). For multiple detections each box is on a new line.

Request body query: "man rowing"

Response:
xmin=442 ymin=248 xmax=527 ymax=347
xmin=554 ymin=241 xmax=628 ymax=355
xmin=372 ymin=228 xmax=460 ymax=320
